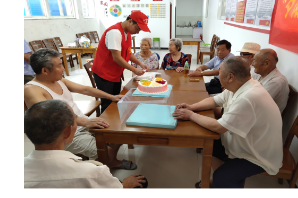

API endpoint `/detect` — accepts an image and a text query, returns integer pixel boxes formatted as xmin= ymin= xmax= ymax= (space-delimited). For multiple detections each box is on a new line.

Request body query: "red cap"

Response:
xmin=130 ymin=11 xmax=151 ymax=33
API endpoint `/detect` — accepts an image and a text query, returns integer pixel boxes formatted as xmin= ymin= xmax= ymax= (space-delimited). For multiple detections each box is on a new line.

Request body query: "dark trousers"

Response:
xmin=211 ymin=139 xmax=265 ymax=188
xmin=93 ymin=73 xmax=122 ymax=114
xmin=205 ymin=77 xmax=223 ymax=94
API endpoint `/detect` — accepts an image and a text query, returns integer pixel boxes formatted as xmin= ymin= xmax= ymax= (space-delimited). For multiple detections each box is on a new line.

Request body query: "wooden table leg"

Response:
xmin=197 ymin=42 xmax=200 ymax=64
xmin=95 ymin=133 xmax=108 ymax=165
xmin=78 ymin=53 xmax=82 ymax=69
xmin=201 ymin=139 xmax=214 ymax=188
xmin=62 ymin=50 xmax=69 ymax=76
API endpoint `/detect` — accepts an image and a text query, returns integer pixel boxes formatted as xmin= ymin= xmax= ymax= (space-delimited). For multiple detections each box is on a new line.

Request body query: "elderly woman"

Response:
xmin=161 ymin=38 xmax=189 ymax=72
xmin=132 ymin=38 xmax=159 ymax=69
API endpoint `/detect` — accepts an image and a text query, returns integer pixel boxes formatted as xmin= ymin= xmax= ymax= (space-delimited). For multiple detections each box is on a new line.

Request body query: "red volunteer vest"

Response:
xmin=91 ymin=22 xmax=132 ymax=82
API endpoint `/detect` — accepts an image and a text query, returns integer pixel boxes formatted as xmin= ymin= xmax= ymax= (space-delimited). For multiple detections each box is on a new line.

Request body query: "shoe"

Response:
xmin=114 ymin=159 xmax=137 ymax=170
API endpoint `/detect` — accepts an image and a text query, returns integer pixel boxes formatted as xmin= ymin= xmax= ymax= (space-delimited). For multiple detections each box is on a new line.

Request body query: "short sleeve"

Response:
xmin=105 ymin=29 xmax=122 ymax=51
xmin=217 ymin=98 xmax=256 ymax=138
xmin=262 ymin=80 xmax=282 ymax=99
xmin=150 ymin=53 xmax=159 ymax=69
xmin=24 ymin=40 xmax=32 ymax=54
xmin=92 ymin=166 xmax=123 ymax=188
xmin=205 ymin=57 xmax=216 ymax=69
xmin=213 ymin=90 xmax=229 ymax=107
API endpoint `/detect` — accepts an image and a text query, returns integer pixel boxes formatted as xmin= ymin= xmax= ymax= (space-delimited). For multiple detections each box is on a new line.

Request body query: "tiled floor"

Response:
xmin=24 ymin=47 xmax=290 ymax=188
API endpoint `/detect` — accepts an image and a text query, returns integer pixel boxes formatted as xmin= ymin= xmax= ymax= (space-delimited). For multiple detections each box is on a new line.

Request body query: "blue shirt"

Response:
xmin=205 ymin=53 xmax=234 ymax=78
xmin=24 ymin=40 xmax=35 ymax=75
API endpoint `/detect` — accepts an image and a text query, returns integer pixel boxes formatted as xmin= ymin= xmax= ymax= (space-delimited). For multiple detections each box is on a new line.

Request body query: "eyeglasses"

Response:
xmin=240 ymin=52 xmax=253 ymax=56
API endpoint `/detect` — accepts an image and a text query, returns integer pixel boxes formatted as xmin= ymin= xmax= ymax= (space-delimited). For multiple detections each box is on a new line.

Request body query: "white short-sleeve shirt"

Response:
xmin=105 ymin=29 xmax=128 ymax=51
xmin=214 ymin=79 xmax=283 ymax=175
xmin=24 ymin=150 xmax=123 ymax=188
xmin=251 ymin=68 xmax=289 ymax=113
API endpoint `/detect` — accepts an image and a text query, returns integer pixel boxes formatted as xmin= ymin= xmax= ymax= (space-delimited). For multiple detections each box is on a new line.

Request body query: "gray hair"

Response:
xmin=140 ymin=38 xmax=152 ymax=48
xmin=30 ymin=48 xmax=60 ymax=74
xmin=221 ymin=56 xmax=251 ymax=82
xmin=170 ymin=38 xmax=183 ymax=51
xmin=24 ymin=100 xmax=75 ymax=145
xmin=259 ymin=49 xmax=278 ymax=64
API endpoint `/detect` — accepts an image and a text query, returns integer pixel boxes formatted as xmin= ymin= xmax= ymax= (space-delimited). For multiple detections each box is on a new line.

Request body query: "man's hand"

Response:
xmin=188 ymin=70 xmax=202 ymax=77
xmin=122 ymin=175 xmax=146 ymax=188
xmin=111 ymin=95 xmax=123 ymax=102
xmin=195 ymin=67 xmax=202 ymax=72
xmin=172 ymin=109 xmax=194 ymax=121
xmin=175 ymin=103 xmax=193 ymax=111
xmin=85 ymin=117 xmax=109 ymax=129
xmin=176 ymin=67 xmax=184 ymax=72
xmin=134 ymin=68 xmax=146 ymax=76
xmin=139 ymin=63 xmax=150 ymax=72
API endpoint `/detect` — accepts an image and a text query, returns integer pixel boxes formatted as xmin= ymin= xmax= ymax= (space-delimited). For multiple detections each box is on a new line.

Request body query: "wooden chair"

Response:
xmin=53 ymin=37 xmax=79 ymax=65
xmin=84 ymin=32 xmax=93 ymax=43
xmin=258 ymin=114 xmax=298 ymax=188
xmin=282 ymin=85 xmax=298 ymax=118
xmin=92 ymin=31 xmax=100 ymax=43
xmin=42 ymin=38 xmax=74 ymax=68
xmin=89 ymin=31 xmax=99 ymax=43
xmin=83 ymin=60 xmax=134 ymax=149
xmin=29 ymin=40 xmax=46 ymax=52
xmin=199 ymin=36 xmax=219 ymax=64
xmin=201 ymin=34 xmax=216 ymax=49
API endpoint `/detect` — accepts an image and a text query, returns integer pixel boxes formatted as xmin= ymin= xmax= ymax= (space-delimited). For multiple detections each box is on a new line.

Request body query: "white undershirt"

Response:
xmin=105 ymin=29 xmax=127 ymax=51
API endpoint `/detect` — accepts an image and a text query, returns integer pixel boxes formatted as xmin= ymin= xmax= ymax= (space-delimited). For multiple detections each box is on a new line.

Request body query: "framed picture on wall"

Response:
xmin=127 ymin=4 xmax=131 ymax=8
xmin=123 ymin=4 xmax=126 ymax=8
xmin=141 ymin=4 xmax=144 ymax=7
xmin=136 ymin=4 xmax=140 ymax=8
xmin=132 ymin=4 xmax=135 ymax=8
xmin=205 ymin=0 xmax=209 ymax=18
xmin=146 ymin=4 xmax=149 ymax=8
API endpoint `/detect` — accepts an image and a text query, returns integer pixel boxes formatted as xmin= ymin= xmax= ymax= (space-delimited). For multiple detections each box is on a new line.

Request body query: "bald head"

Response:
xmin=257 ymin=49 xmax=278 ymax=66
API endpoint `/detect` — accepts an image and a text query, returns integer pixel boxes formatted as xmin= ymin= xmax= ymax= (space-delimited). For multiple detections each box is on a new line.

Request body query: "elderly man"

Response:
xmin=188 ymin=40 xmax=234 ymax=94
xmin=251 ymin=49 xmax=289 ymax=113
xmin=237 ymin=42 xmax=261 ymax=65
xmin=24 ymin=48 xmax=136 ymax=170
xmin=173 ymin=56 xmax=283 ymax=188
xmin=24 ymin=100 xmax=147 ymax=188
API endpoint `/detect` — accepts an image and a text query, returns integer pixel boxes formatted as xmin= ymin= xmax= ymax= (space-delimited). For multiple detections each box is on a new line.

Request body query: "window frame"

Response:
xmin=24 ymin=0 xmax=76 ymax=20
xmin=217 ymin=0 xmax=227 ymax=20
xmin=81 ymin=0 xmax=96 ymax=19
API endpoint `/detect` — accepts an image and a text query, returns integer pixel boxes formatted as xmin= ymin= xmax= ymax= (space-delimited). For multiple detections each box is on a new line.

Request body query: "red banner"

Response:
xmin=231 ymin=18 xmax=235 ymax=21
xmin=247 ymin=19 xmax=254 ymax=24
xmin=235 ymin=0 xmax=247 ymax=23
xmin=269 ymin=0 xmax=298 ymax=54
xmin=259 ymin=20 xmax=271 ymax=26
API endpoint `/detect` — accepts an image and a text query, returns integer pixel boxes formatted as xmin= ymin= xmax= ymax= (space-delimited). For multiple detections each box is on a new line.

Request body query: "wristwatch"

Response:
xmin=201 ymin=71 xmax=204 ymax=76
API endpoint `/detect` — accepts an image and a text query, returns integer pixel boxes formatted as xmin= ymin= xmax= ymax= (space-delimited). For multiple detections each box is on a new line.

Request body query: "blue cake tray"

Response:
xmin=126 ymin=103 xmax=177 ymax=129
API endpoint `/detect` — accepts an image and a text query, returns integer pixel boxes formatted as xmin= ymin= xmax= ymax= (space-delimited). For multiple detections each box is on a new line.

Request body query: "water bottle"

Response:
xmin=184 ymin=61 xmax=189 ymax=74
xmin=198 ymin=21 xmax=201 ymax=27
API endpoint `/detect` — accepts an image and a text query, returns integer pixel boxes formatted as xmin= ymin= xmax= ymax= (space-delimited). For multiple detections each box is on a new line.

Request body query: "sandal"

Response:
xmin=115 ymin=159 xmax=137 ymax=170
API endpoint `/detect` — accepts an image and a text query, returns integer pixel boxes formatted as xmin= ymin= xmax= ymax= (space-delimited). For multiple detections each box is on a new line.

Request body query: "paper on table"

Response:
xmin=133 ymin=72 xmax=161 ymax=81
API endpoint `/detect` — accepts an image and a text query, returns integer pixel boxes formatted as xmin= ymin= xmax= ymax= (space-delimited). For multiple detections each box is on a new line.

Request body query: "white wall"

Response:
xmin=97 ymin=0 xmax=173 ymax=48
xmin=203 ymin=0 xmax=298 ymax=186
xmin=24 ymin=0 xmax=101 ymax=47
xmin=176 ymin=0 xmax=203 ymax=26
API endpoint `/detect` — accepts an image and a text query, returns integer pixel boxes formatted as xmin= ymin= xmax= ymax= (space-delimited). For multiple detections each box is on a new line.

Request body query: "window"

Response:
xmin=24 ymin=0 xmax=75 ymax=19
xmin=81 ymin=0 xmax=96 ymax=18
xmin=217 ymin=0 xmax=227 ymax=20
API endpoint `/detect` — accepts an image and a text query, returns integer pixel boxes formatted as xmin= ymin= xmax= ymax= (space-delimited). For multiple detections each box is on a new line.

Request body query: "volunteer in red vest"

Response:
xmin=92 ymin=11 xmax=150 ymax=113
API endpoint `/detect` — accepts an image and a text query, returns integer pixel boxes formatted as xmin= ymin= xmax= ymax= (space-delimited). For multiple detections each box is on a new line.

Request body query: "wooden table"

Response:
xmin=89 ymin=72 xmax=219 ymax=188
xmin=124 ymin=70 xmax=206 ymax=92
xmin=60 ymin=47 xmax=97 ymax=76
xmin=178 ymin=38 xmax=202 ymax=64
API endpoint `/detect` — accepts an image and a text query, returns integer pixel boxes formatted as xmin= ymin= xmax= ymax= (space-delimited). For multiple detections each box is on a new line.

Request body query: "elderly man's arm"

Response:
xmin=190 ymin=114 xmax=228 ymax=134
xmin=188 ymin=97 xmax=220 ymax=111
xmin=24 ymin=53 xmax=31 ymax=64
xmin=24 ymin=86 xmax=47 ymax=108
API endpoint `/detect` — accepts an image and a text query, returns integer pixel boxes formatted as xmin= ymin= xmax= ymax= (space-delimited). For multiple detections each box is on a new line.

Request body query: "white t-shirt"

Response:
xmin=251 ymin=68 xmax=289 ymax=113
xmin=214 ymin=79 xmax=283 ymax=175
xmin=24 ymin=150 xmax=123 ymax=188
xmin=105 ymin=29 xmax=128 ymax=51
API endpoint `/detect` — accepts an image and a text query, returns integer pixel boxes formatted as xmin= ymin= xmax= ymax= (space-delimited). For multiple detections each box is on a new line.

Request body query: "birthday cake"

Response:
xmin=137 ymin=78 xmax=168 ymax=94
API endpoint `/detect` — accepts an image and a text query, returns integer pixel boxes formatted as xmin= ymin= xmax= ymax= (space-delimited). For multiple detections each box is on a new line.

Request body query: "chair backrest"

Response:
xmin=53 ymin=37 xmax=63 ymax=48
xmin=83 ymin=32 xmax=93 ymax=43
xmin=42 ymin=38 xmax=59 ymax=51
xmin=29 ymin=40 xmax=46 ymax=52
xmin=284 ymin=115 xmax=298 ymax=150
xmin=282 ymin=85 xmax=298 ymax=118
xmin=83 ymin=60 xmax=98 ymax=100
xmin=211 ymin=36 xmax=220 ymax=52
xmin=92 ymin=31 xmax=100 ymax=43
xmin=186 ymin=54 xmax=192 ymax=67
xmin=88 ymin=32 xmax=96 ymax=43
xmin=76 ymin=33 xmax=85 ymax=39
xmin=154 ymin=52 xmax=160 ymax=60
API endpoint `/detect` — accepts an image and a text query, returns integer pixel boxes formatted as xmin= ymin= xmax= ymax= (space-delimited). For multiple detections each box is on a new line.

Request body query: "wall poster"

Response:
xmin=225 ymin=0 xmax=231 ymax=20
xmin=235 ymin=0 xmax=247 ymax=23
xmin=229 ymin=0 xmax=238 ymax=21
xmin=244 ymin=0 xmax=258 ymax=24
xmin=255 ymin=0 xmax=275 ymax=26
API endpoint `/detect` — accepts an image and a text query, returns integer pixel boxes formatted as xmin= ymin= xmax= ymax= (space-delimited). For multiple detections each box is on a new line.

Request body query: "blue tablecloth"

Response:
xmin=132 ymin=85 xmax=173 ymax=97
